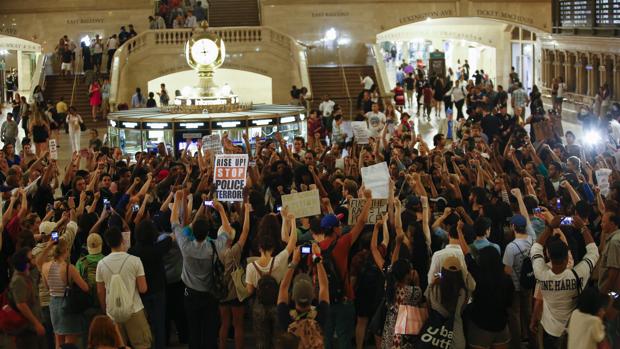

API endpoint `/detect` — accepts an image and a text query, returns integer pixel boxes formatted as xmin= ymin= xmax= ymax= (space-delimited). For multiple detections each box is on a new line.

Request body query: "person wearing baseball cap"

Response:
xmin=276 ymin=243 xmax=329 ymax=340
xmin=314 ymin=189 xmax=372 ymax=348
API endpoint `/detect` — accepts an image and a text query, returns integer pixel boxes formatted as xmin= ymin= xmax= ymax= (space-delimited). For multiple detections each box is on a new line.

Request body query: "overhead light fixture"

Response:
xmin=217 ymin=121 xmax=241 ymax=128
xmin=180 ymin=123 xmax=205 ymax=128
xmin=325 ymin=28 xmax=337 ymax=41
xmin=146 ymin=123 xmax=167 ymax=129
xmin=280 ymin=116 xmax=296 ymax=123
xmin=252 ymin=119 xmax=273 ymax=126
xmin=122 ymin=122 xmax=138 ymax=128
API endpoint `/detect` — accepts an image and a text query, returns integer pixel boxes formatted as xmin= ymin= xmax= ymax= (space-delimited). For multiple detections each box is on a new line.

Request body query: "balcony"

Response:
xmin=109 ymin=27 xmax=309 ymax=107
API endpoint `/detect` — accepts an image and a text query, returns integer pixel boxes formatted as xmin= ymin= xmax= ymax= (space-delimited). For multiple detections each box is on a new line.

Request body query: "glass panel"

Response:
xmin=211 ymin=129 xmax=246 ymax=145
xmin=120 ymin=129 xmax=142 ymax=156
xmin=278 ymin=122 xmax=302 ymax=143
xmin=107 ymin=126 xmax=119 ymax=149
xmin=522 ymin=44 xmax=534 ymax=92
xmin=143 ymin=130 xmax=174 ymax=154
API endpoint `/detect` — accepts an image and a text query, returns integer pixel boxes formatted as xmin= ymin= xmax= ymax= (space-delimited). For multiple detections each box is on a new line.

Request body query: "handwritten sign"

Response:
xmin=348 ymin=199 xmax=388 ymax=225
xmin=361 ymin=162 xmax=390 ymax=199
xmin=351 ymin=121 xmax=369 ymax=144
xmin=49 ymin=139 xmax=58 ymax=160
xmin=596 ymin=168 xmax=613 ymax=198
xmin=281 ymin=189 xmax=321 ymax=218
xmin=214 ymin=154 xmax=248 ymax=202
xmin=202 ymin=134 xmax=222 ymax=155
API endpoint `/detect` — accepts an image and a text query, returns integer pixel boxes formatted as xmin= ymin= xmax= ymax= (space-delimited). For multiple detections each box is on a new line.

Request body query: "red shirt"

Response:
xmin=318 ymin=233 xmax=355 ymax=301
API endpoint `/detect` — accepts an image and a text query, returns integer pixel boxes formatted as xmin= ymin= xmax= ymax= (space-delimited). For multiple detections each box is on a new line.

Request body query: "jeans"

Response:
xmin=142 ymin=290 xmax=166 ymax=349
xmin=68 ymin=128 xmax=81 ymax=153
xmin=40 ymin=306 xmax=54 ymax=349
xmin=542 ymin=330 xmax=566 ymax=349
xmin=107 ymin=49 xmax=116 ymax=73
xmin=166 ymin=281 xmax=188 ymax=344
xmin=184 ymin=287 xmax=219 ymax=349
xmin=325 ymin=301 xmax=355 ymax=349
xmin=454 ymin=99 xmax=465 ymax=119
xmin=508 ymin=290 xmax=532 ymax=349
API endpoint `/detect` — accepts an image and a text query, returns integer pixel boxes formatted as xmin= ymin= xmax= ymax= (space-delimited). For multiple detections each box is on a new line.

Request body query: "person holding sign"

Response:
xmin=314 ymin=189 xmax=373 ymax=349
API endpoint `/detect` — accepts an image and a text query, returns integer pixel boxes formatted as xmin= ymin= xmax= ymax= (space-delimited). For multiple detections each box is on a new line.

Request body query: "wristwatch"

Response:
xmin=287 ymin=262 xmax=297 ymax=269
xmin=312 ymin=255 xmax=322 ymax=264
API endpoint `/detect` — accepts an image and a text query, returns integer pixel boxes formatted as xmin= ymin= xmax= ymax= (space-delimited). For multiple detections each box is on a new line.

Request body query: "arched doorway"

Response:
xmin=376 ymin=17 xmax=546 ymax=92
xmin=0 ymin=34 xmax=41 ymax=103
xmin=147 ymin=68 xmax=273 ymax=104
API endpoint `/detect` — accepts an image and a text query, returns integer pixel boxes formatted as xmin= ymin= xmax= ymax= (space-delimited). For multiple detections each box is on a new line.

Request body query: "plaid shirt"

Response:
xmin=512 ymin=88 xmax=528 ymax=108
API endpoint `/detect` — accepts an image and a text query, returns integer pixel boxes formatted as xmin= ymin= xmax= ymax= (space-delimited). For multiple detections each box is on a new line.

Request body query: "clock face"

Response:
xmin=190 ymin=39 xmax=219 ymax=65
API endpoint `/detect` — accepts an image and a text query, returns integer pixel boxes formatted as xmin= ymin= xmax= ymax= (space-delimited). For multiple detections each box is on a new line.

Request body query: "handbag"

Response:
xmin=415 ymin=309 xmax=456 ymax=349
xmin=395 ymin=304 xmax=428 ymax=335
xmin=63 ymin=263 xmax=92 ymax=314
xmin=231 ymin=263 xmax=249 ymax=302
xmin=79 ymin=120 xmax=86 ymax=132
xmin=0 ymin=290 xmax=28 ymax=335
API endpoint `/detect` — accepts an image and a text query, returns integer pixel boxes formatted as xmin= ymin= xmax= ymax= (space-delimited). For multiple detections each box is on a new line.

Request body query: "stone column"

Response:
xmin=16 ymin=50 xmax=32 ymax=98
xmin=575 ymin=57 xmax=583 ymax=95
xmin=586 ymin=53 xmax=594 ymax=96
xmin=614 ymin=55 xmax=620 ymax=101
xmin=565 ymin=52 xmax=574 ymax=92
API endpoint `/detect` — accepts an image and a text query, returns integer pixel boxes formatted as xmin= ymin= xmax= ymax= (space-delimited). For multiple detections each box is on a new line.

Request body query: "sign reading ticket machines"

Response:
xmin=214 ymin=154 xmax=248 ymax=201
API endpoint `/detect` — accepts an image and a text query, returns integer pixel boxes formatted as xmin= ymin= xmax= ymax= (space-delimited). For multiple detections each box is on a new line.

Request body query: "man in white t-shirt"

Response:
xmin=531 ymin=213 xmax=599 ymax=349
xmin=360 ymin=74 xmax=374 ymax=91
xmin=96 ymin=226 xmax=151 ymax=348
xmin=364 ymin=102 xmax=386 ymax=138
xmin=555 ymin=77 xmax=567 ymax=114
xmin=319 ymin=94 xmax=336 ymax=135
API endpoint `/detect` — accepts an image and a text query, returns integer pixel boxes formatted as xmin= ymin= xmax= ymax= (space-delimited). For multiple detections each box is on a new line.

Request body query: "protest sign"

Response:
xmin=281 ymin=189 xmax=321 ymax=218
xmin=214 ymin=154 xmax=248 ymax=202
xmin=49 ymin=139 xmax=58 ymax=160
xmin=348 ymin=198 xmax=388 ymax=225
xmin=596 ymin=168 xmax=613 ymax=197
xmin=351 ymin=121 xmax=369 ymax=144
xmin=202 ymin=134 xmax=222 ymax=154
xmin=361 ymin=162 xmax=390 ymax=198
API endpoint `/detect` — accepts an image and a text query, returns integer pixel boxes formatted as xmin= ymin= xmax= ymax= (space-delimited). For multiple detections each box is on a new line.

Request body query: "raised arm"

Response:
xmin=349 ymin=189 xmax=373 ymax=244
xmin=284 ymin=213 xmax=298 ymax=255
xmin=213 ymin=199 xmax=233 ymax=237
xmin=314 ymin=243 xmax=329 ymax=303
xmin=370 ymin=220 xmax=385 ymax=269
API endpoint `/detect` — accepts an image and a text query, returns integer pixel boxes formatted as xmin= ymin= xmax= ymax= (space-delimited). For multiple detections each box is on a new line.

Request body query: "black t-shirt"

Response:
xmin=481 ymin=114 xmax=502 ymax=140
xmin=128 ymin=237 xmax=172 ymax=295
xmin=146 ymin=98 xmax=157 ymax=108
xmin=277 ymin=301 xmax=329 ymax=331
xmin=62 ymin=50 xmax=73 ymax=63
xmin=404 ymin=77 xmax=415 ymax=91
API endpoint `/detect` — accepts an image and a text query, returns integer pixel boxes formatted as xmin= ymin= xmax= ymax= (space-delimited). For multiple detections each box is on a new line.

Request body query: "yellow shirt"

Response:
xmin=56 ymin=101 xmax=68 ymax=113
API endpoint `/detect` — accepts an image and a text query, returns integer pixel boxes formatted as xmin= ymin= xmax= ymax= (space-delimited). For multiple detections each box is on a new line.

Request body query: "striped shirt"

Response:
xmin=47 ymin=262 xmax=67 ymax=297
xmin=512 ymin=88 xmax=528 ymax=108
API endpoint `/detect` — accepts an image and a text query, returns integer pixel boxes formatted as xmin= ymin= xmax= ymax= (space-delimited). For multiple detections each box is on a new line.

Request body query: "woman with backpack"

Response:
xmin=245 ymin=211 xmax=298 ymax=349
xmin=218 ymin=203 xmax=251 ymax=349
xmin=41 ymin=239 xmax=90 ymax=348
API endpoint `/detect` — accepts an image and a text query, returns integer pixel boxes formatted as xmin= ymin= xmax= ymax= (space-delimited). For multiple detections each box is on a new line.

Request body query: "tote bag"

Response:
xmin=395 ymin=304 xmax=428 ymax=335
xmin=415 ymin=309 xmax=455 ymax=349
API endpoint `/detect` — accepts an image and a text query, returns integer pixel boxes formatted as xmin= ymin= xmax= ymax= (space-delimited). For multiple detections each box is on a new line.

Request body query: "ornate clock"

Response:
xmin=185 ymin=21 xmax=226 ymax=96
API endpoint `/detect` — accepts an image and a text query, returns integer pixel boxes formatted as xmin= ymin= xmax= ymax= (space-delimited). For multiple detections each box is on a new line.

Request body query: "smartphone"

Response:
xmin=300 ymin=245 xmax=311 ymax=255
xmin=434 ymin=272 xmax=442 ymax=278
xmin=103 ymin=198 xmax=111 ymax=210
xmin=610 ymin=291 xmax=619 ymax=299
xmin=276 ymin=205 xmax=282 ymax=212
xmin=556 ymin=198 xmax=561 ymax=211
xmin=561 ymin=216 xmax=573 ymax=225
xmin=46 ymin=203 xmax=53 ymax=212
xmin=204 ymin=200 xmax=214 ymax=207
xmin=533 ymin=207 xmax=542 ymax=214
xmin=51 ymin=231 xmax=59 ymax=243
xmin=132 ymin=204 xmax=140 ymax=212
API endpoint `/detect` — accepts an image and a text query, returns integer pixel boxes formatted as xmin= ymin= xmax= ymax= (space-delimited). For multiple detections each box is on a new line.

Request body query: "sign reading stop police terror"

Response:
xmin=214 ymin=154 xmax=248 ymax=202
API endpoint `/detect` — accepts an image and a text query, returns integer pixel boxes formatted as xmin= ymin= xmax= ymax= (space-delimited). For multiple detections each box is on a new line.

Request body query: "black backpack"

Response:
xmin=253 ymin=259 xmax=278 ymax=306
xmin=322 ymin=237 xmax=345 ymax=303
xmin=512 ymin=242 xmax=536 ymax=290
xmin=209 ymin=240 xmax=228 ymax=300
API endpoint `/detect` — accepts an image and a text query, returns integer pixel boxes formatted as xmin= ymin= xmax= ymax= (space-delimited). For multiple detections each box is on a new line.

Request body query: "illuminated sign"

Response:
xmin=109 ymin=120 xmax=117 ymax=127
xmin=122 ymin=122 xmax=138 ymax=128
xmin=251 ymin=119 xmax=274 ymax=126
xmin=216 ymin=121 xmax=241 ymax=128
xmin=179 ymin=122 xmax=205 ymax=128
xmin=280 ymin=116 xmax=296 ymax=124
xmin=146 ymin=123 xmax=168 ymax=129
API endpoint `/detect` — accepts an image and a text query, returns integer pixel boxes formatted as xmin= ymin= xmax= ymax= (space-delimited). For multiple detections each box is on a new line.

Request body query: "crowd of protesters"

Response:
xmin=0 ymin=64 xmax=619 ymax=349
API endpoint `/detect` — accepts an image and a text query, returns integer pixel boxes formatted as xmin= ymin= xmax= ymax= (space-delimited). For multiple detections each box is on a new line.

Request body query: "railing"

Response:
xmin=70 ymin=72 xmax=78 ymax=107
xmin=109 ymin=26 xmax=301 ymax=107
xmin=29 ymin=53 xmax=46 ymax=102
xmin=371 ymin=44 xmax=392 ymax=97
xmin=336 ymin=47 xmax=353 ymax=117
